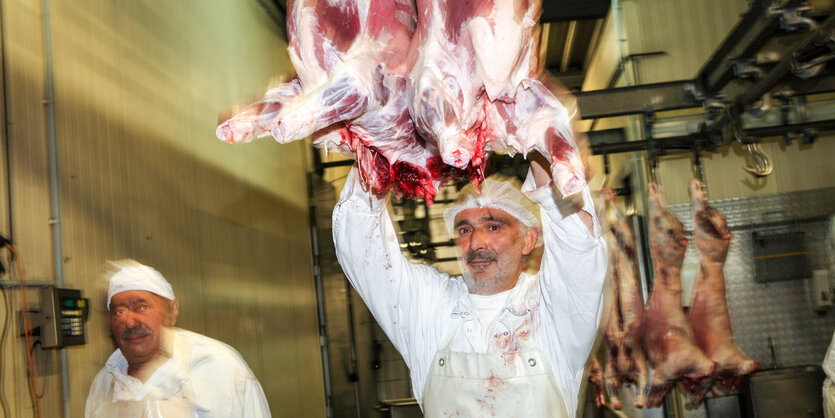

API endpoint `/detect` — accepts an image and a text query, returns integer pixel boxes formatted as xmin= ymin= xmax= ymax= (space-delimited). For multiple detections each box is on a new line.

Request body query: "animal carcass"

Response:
xmin=642 ymin=183 xmax=715 ymax=408
xmin=685 ymin=179 xmax=758 ymax=404
xmin=407 ymin=0 xmax=586 ymax=196
xmin=217 ymin=0 xmax=443 ymax=201
xmin=599 ymin=189 xmax=648 ymax=409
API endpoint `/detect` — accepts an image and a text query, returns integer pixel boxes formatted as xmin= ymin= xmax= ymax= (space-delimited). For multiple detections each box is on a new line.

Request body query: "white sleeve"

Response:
xmin=332 ymin=167 xmax=450 ymax=368
xmin=242 ymin=378 xmax=271 ymax=418
xmin=522 ymin=173 xmax=608 ymax=375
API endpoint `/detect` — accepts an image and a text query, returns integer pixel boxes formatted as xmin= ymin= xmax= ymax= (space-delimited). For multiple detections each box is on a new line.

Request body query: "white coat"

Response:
xmin=85 ymin=328 xmax=271 ymax=417
xmin=332 ymin=167 xmax=608 ymax=416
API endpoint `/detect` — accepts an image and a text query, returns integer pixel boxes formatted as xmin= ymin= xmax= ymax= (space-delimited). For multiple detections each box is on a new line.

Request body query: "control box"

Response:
xmin=812 ymin=269 xmax=834 ymax=312
xmin=22 ymin=287 xmax=89 ymax=348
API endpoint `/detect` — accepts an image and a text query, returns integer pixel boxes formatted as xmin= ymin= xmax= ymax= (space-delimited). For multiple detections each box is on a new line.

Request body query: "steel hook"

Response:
xmin=744 ymin=142 xmax=773 ymax=177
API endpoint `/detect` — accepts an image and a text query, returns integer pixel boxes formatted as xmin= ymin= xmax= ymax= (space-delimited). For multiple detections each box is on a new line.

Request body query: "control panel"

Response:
xmin=22 ymin=287 xmax=89 ymax=348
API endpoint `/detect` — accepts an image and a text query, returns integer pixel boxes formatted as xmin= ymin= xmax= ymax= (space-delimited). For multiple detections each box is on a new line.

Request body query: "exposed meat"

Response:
xmin=490 ymin=79 xmax=585 ymax=196
xmin=407 ymin=0 xmax=534 ymax=168
xmin=218 ymin=0 xmax=588 ymax=200
xmin=588 ymin=355 xmax=605 ymax=408
xmin=217 ymin=0 xmax=443 ymax=202
xmin=598 ymin=189 xmax=648 ymax=409
xmin=407 ymin=0 xmax=586 ymax=196
xmin=684 ymin=179 xmax=758 ymax=404
xmin=642 ymin=183 xmax=715 ymax=408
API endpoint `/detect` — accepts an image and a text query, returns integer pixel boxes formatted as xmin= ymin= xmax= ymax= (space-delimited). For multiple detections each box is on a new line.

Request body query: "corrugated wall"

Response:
xmin=0 ymin=0 xmax=325 ymax=417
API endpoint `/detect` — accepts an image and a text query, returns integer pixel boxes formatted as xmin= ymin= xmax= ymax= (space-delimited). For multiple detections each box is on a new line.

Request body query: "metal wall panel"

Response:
xmin=655 ymin=136 xmax=835 ymax=205
xmin=622 ymin=0 xmax=748 ymax=84
xmin=0 ymin=0 xmax=63 ymax=416
xmin=1 ymin=0 xmax=326 ymax=416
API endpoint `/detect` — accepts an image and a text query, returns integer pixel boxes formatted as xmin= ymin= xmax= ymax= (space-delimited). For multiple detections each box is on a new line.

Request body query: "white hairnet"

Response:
xmin=106 ymin=259 xmax=175 ymax=310
xmin=443 ymin=176 xmax=542 ymax=246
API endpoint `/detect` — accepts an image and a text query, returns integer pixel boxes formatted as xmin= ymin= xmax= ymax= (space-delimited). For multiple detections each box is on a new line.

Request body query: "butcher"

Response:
xmin=333 ymin=153 xmax=607 ymax=417
xmin=85 ymin=260 xmax=271 ymax=417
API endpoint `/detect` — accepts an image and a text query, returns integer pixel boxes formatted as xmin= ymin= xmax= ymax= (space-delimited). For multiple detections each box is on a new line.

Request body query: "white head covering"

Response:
xmin=443 ymin=176 xmax=542 ymax=246
xmin=106 ymin=259 xmax=175 ymax=310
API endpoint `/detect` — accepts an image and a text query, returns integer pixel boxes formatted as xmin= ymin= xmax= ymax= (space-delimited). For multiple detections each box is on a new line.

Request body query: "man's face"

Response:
xmin=109 ymin=290 xmax=176 ymax=367
xmin=454 ymin=207 xmax=537 ymax=295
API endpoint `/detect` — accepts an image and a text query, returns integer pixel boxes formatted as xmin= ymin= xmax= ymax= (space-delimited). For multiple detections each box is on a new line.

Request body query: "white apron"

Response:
xmin=423 ymin=315 xmax=569 ymax=417
xmin=91 ymin=398 xmax=198 ymax=418
xmin=90 ymin=374 xmax=201 ymax=418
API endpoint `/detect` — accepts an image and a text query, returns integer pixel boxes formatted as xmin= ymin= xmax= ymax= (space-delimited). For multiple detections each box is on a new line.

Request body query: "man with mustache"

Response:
xmin=333 ymin=155 xmax=607 ymax=417
xmin=85 ymin=260 xmax=271 ymax=417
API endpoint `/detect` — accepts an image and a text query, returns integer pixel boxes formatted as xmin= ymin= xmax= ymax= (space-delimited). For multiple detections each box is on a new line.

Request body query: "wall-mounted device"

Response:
xmin=812 ymin=269 xmax=834 ymax=312
xmin=21 ymin=287 xmax=89 ymax=348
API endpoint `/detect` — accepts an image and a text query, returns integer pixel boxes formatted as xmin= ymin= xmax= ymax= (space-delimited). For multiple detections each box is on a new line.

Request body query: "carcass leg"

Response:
xmin=589 ymin=356 xmax=606 ymax=408
xmin=269 ymin=69 xmax=371 ymax=144
xmin=604 ymin=349 xmax=624 ymax=410
xmin=216 ymin=79 xmax=302 ymax=144
xmin=509 ymin=80 xmax=586 ymax=197
xmin=631 ymin=340 xmax=649 ymax=408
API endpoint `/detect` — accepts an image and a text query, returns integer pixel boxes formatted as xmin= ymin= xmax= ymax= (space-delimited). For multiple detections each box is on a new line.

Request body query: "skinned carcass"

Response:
xmin=406 ymin=0 xmax=538 ymax=170
xmin=684 ymin=179 xmax=758 ymax=404
xmin=642 ymin=183 xmax=715 ymax=408
xmin=218 ymin=0 xmax=588 ymax=201
xmin=217 ymin=0 xmax=444 ymax=202
xmin=407 ymin=0 xmax=586 ymax=197
xmin=598 ymin=189 xmax=648 ymax=409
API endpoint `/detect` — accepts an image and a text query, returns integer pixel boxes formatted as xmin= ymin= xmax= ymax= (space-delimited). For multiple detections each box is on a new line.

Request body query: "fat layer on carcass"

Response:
xmin=598 ymin=189 xmax=648 ymax=409
xmin=684 ymin=179 xmax=758 ymax=404
xmin=642 ymin=183 xmax=715 ymax=408
xmin=217 ymin=0 xmax=443 ymax=202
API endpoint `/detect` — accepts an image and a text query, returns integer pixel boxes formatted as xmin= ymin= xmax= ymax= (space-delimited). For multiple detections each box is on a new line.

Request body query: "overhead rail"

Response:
xmin=575 ymin=0 xmax=835 ymax=160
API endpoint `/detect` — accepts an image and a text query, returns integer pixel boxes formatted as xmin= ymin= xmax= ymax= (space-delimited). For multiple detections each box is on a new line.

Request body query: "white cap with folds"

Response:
xmin=106 ymin=259 xmax=175 ymax=310
xmin=443 ymin=176 xmax=542 ymax=246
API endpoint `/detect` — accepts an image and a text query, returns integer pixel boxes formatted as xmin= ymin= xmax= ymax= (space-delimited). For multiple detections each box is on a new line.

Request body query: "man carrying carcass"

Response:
xmin=333 ymin=154 xmax=607 ymax=417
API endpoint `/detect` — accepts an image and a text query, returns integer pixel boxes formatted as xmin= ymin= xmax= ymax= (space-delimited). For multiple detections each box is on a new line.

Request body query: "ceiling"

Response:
xmin=262 ymin=0 xmax=610 ymax=91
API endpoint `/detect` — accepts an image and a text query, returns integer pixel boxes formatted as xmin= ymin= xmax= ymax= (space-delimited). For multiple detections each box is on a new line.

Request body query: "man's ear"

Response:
xmin=168 ymin=299 xmax=180 ymax=327
xmin=522 ymin=227 xmax=538 ymax=256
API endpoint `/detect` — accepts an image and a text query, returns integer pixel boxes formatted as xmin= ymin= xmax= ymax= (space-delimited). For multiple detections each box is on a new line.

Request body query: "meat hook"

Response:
xmin=744 ymin=142 xmax=773 ymax=177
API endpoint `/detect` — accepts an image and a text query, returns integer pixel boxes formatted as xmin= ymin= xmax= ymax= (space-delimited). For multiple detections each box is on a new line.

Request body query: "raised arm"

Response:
xmin=331 ymin=167 xmax=452 ymax=362
xmin=524 ymin=152 xmax=608 ymax=375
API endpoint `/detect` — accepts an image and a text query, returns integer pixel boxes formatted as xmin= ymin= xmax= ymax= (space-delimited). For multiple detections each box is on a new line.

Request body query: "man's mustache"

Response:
xmin=122 ymin=326 xmax=151 ymax=340
xmin=466 ymin=250 xmax=498 ymax=264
